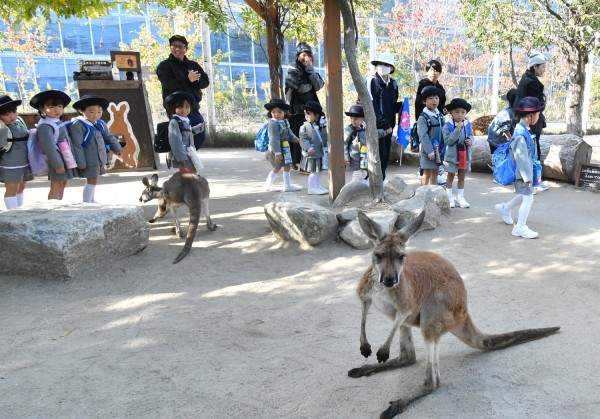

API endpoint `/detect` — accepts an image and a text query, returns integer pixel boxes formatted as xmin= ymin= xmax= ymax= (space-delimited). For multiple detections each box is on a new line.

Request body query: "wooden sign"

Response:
xmin=575 ymin=162 xmax=600 ymax=191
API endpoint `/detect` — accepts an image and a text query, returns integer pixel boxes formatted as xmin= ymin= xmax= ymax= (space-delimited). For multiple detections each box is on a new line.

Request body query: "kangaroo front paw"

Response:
xmin=148 ymin=218 xmax=157 ymax=224
xmin=360 ymin=343 xmax=372 ymax=358
xmin=376 ymin=347 xmax=390 ymax=363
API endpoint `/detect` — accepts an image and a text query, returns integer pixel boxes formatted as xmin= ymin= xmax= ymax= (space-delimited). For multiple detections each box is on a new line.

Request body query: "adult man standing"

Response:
xmin=157 ymin=35 xmax=209 ymax=149
xmin=285 ymin=42 xmax=324 ymax=171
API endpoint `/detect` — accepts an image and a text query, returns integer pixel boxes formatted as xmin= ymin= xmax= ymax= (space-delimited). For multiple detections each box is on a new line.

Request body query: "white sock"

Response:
xmin=504 ymin=194 xmax=523 ymax=211
xmin=265 ymin=171 xmax=278 ymax=188
xmin=446 ymin=188 xmax=453 ymax=200
xmin=83 ymin=184 xmax=95 ymax=203
xmin=517 ymin=194 xmax=534 ymax=225
xmin=16 ymin=193 xmax=24 ymax=207
xmin=283 ymin=171 xmax=292 ymax=188
xmin=317 ymin=172 xmax=327 ymax=189
xmin=457 ymin=188 xmax=465 ymax=198
xmin=4 ymin=196 xmax=18 ymax=209
xmin=308 ymin=173 xmax=317 ymax=189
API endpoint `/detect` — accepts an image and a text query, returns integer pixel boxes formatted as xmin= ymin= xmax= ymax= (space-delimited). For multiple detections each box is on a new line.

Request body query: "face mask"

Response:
xmin=377 ymin=65 xmax=391 ymax=76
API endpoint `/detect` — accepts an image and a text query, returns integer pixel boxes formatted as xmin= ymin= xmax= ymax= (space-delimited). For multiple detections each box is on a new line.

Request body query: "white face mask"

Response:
xmin=377 ymin=65 xmax=391 ymax=76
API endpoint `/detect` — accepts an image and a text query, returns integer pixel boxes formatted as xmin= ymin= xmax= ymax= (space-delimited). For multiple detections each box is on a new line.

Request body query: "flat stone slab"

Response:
xmin=0 ymin=202 xmax=149 ymax=278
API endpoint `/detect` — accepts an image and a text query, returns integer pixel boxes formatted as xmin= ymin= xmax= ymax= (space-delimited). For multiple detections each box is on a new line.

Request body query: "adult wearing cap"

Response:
xmin=0 ymin=95 xmax=33 ymax=209
xmin=285 ymin=42 xmax=325 ymax=170
xmin=369 ymin=52 xmax=401 ymax=181
xmin=514 ymin=50 xmax=548 ymax=190
xmin=69 ymin=95 xmax=124 ymax=203
xmin=157 ymin=35 xmax=209 ymax=150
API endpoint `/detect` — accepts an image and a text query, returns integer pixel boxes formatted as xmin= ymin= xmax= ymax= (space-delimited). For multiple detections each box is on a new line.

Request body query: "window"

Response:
xmin=253 ymin=39 xmax=268 ymax=64
xmin=229 ymin=31 xmax=252 ymax=64
xmin=231 ymin=65 xmax=255 ymax=86
xmin=45 ymin=22 xmax=63 ymax=53
xmin=62 ymin=18 xmax=93 ymax=54
xmin=36 ymin=57 xmax=67 ymax=91
xmin=211 ymin=33 xmax=229 ymax=59
xmin=120 ymin=15 xmax=145 ymax=46
xmin=91 ymin=16 xmax=121 ymax=55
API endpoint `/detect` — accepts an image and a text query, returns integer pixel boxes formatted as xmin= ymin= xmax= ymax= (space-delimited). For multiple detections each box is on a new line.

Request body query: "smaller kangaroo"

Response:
xmin=350 ymin=211 xmax=560 ymax=418
xmin=139 ymin=173 xmax=217 ymax=264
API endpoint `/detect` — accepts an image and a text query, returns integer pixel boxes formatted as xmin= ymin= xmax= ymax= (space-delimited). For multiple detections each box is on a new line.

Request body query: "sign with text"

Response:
xmin=575 ymin=162 xmax=600 ymax=191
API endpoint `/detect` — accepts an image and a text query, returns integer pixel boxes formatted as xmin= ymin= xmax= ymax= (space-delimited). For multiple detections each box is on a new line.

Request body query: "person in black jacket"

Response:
xmin=514 ymin=50 xmax=548 ymax=190
xmin=157 ymin=35 xmax=210 ymax=150
xmin=285 ymin=42 xmax=324 ymax=171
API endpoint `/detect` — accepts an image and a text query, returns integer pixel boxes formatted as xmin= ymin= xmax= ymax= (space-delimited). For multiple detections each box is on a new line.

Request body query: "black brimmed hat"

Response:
xmin=264 ymin=98 xmax=290 ymax=111
xmin=164 ymin=91 xmax=196 ymax=108
xmin=344 ymin=103 xmax=364 ymax=117
xmin=0 ymin=95 xmax=22 ymax=114
xmin=303 ymin=100 xmax=324 ymax=117
xmin=445 ymin=98 xmax=472 ymax=113
xmin=419 ymin=85 xmax=444 ymax=102
xmin=72 ymin=95 xmax=110 ymax=111
xmin=29 ymin=90 xmax=71 ymax=110
xmin=514 ymin=97 xmax=545 ymax=113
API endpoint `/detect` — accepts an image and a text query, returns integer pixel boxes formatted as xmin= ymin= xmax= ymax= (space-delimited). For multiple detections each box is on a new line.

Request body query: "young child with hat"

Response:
xmin=29 ymin=89 xmax=76 ymax=200
xmin=299 ymin=101 xmax=328 ymax=195
xmin=494 ymin=96 xmax=544 ymax=239
xmin=0 ymin=95 xmax=33 ymax=209
xmin=68 ymin=95 xmax=124 ymax=203
xmin=163 ymin=91 xmax=205 ymax=174
xmin=343 ymin=103 xmax=387 ymax=184
xmin=417 ymin=85 xmax=445 ymax=186
xmin=442 ymin=98 xmax=474 ymax=208
xmin=263 ymin=98 xmax=302 ymax=192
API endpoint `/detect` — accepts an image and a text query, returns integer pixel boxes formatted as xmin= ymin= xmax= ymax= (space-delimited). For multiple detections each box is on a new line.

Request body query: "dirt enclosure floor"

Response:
xmin=2 ymin=138 xmax=600 ymax=418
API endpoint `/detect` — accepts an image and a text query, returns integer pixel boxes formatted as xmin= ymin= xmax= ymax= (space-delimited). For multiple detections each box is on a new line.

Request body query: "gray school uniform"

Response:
xmin=418 ymin=109 xmax=444 ymax=170
xmin=0 ymin=120 xmax=34 ymax=183
xmin=510 ymin=134 xmax=534 ymax=196
xmin=299 ymin=121 xmax=328 ymax=173
xmin=343 ymin=124 xmax=387 ymax=170
xmin=37 ymin=118 xmax=76 ymax=181
xmin=168 ymin=116 xmax=202 ymax=169
xmin=69 ymin=118 xmax=123 ymax=179
xmin=266 ymin=119 xmax=295 ymax=169
xmin=442 ymin=121 xmax=473 ymax=174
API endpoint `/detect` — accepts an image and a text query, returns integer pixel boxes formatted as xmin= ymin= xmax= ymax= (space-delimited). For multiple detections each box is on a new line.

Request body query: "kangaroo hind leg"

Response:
xmin=201 ymin=197 xmax=218 ymax=231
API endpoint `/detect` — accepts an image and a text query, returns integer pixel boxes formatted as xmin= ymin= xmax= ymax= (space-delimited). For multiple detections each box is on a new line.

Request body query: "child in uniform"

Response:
xmin=299 ymin=101 xmax=328 ymax=195
xmin=263 ymin=98 xmax=302 ymax=192
xmin=0 ymin=95 xmax=33 ymax=209
xmin=343 ymin=103 xmax=387 ymax=184
xmin=494 ymin=97 xmax=544 ymax=239
xmin=164 ymin=91 xmax=205 ymax=174
xmin=69 ymin=95 xmax=124 ymax=203
xmin=29 ymin=90 xmax=76 ymax=200
xmin=417 ymin=86 xmax=445 ymax=186
xmin=442 ymin=98 xmax=474 ymax=208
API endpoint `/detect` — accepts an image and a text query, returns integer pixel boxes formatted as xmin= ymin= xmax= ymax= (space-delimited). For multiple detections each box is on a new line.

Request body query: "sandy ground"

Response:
xmin=1 ymin=136 xmax=600 ymax=418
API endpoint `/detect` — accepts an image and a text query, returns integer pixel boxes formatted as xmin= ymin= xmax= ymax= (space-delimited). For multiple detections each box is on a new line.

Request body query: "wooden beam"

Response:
xmin=323 ymin=0 xmax=345 ymax=201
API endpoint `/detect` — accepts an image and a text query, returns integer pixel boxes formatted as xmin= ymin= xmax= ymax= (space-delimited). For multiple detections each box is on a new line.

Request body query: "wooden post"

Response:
xmin=323 ymin=0 xmax=345 ymax=202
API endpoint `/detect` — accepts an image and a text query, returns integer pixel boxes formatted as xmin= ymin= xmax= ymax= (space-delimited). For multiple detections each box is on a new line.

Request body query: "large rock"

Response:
xmin=332 ymin=181 xmax=369 ymax=208
xmin=339 ymin=210 xmax=398 ymax=249
xmin=264 ymin=193 xmax=338 ymax=246
xmin=392 ymin=185 xmax=450 ymax=230
xmin=0 ymin=202 xmax=149 ymax=278
xmin=384 ymin=176 xmax=416 ymax=203
xmin=333 ymin=175 xmax=415 ymax=209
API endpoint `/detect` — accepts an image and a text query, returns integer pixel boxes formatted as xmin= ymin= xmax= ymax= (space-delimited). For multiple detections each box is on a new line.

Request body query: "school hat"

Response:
xmin=445 ymin=98 xmax=472 ymax=112
xmin=514 ymin=97 xmax=545 ymax=113
xmin=264 ymin=98 xmax=290 ymax=111
xmin=419 ymin=85 xmax=443 ymax=102
xmin=528 ymin=50 xmax=547 ymax=67
xmin=303 ymin=100 xmax=324 ymax=117
xmin=0 ymin=95 xmax=22 ymax=114
xmin=344 ymin=103 xmax=364 ymax=117
xmin=371 ymin=52 xmax=396 ymax=74
xmin=29 ymin=90 xmax=71 ymax=110
xmin=72 ymin=95 xmax=110 ymax=111
xmin=164 ymin=91 xmax=196 ymax=108
xmin=296 ymin=42 xmax=313 ymax=58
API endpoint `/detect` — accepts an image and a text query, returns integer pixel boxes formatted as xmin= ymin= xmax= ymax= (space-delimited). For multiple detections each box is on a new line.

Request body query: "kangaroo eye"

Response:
xmin=398 ymin=255 xmax=405 ymax=262
xmin=374 ymin=253 xmax=384 ymax=261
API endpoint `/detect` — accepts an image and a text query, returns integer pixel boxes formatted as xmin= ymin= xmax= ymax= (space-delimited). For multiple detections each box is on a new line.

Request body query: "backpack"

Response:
xmin=0 ymin=118 xmax=28 ymax=159
xmin=410 ymin=113 xmax=443 ymax=153
xmin=154 ymin=118 xmax=187 ymax=153
xmin=27 ymin=119 xmax=61 ymax=176
xmin=491 ymin=141 xmax=516 ymax=185
xmin=255 ymin=123 xmax=269 ymax=152
xmin=70 ymin=116 xmax=106 ymax=147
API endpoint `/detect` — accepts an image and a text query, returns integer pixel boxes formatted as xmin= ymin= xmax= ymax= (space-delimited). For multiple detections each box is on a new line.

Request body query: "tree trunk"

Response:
xmin=564 ymin=46 xmax=588 ymax=137
xmin=340 ymin=0 xmax=384 ymax=202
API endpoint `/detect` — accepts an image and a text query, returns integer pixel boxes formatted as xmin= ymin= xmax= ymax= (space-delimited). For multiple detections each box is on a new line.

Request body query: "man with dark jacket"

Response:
xmin=285 ymin=42 xmax=324 ymax=169
xmin=157 ymin=35 xmax=209 ymax=149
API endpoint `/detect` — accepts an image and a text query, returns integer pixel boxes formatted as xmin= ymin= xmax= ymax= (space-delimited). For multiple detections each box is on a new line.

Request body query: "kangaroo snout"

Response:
xmin=380 ymin=273 xmax=399 ymax=288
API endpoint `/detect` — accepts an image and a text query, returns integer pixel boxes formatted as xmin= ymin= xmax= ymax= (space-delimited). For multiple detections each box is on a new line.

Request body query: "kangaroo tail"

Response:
xmin=451 ymin=314 xmax=560 ymax=351
xmin=173 ymin=206 xmax=200 ymax=264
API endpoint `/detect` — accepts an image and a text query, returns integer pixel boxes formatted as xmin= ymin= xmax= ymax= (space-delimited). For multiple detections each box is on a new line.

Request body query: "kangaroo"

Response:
xmin=350 ymin=211 xmax=560 ymax=418
xmin=107 ymin=101 xmax=139 ymax=169
xmin=139 ymin=173 xmax=217 ymax=264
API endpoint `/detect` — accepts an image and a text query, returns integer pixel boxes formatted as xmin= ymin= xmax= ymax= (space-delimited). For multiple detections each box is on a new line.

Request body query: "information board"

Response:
xmin=575 ymin=163 xmax=600 ymax=191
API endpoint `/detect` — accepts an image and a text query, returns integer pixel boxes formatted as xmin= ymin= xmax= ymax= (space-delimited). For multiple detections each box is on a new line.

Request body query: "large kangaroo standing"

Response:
xmin=350 ymin=211 xmax=560 ymax=418
xmin=140 ymin=173 xmax=217 ymax=263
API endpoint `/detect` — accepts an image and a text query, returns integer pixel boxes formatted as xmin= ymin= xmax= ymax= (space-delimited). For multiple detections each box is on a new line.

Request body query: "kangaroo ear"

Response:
xmin=358 ymin=211 xmax=385 ymax=242
xmin=151 ymin=174 xmax=159 ymax=185
xmin=142 ymin=177 xmax=150 ymax=186
xmin=398 ymin=211 xmax=425 ymax=240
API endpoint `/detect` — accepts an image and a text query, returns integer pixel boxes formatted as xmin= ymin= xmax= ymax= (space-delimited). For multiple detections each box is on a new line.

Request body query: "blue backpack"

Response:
xmin=491 ymin=141 xmax=516 ymax=185
xmin=255 ymin=123 xmax=269 ymax=152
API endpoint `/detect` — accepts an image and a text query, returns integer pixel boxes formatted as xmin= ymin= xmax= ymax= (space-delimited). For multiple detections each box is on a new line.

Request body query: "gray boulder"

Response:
xmin=332 ymin=181 xmax=369 ymax=208
xmin=339 ymin=210 xmax=398 ymax=249
xmin=384 ymin=176 xmax=416 ymax=203
xmin=392 ymin=185 xmax=450 ymax=230
xmin=0 ymin=202 xmax=149 ymax=278
xmin=264 ymin=193 xmax=338 ymax=246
